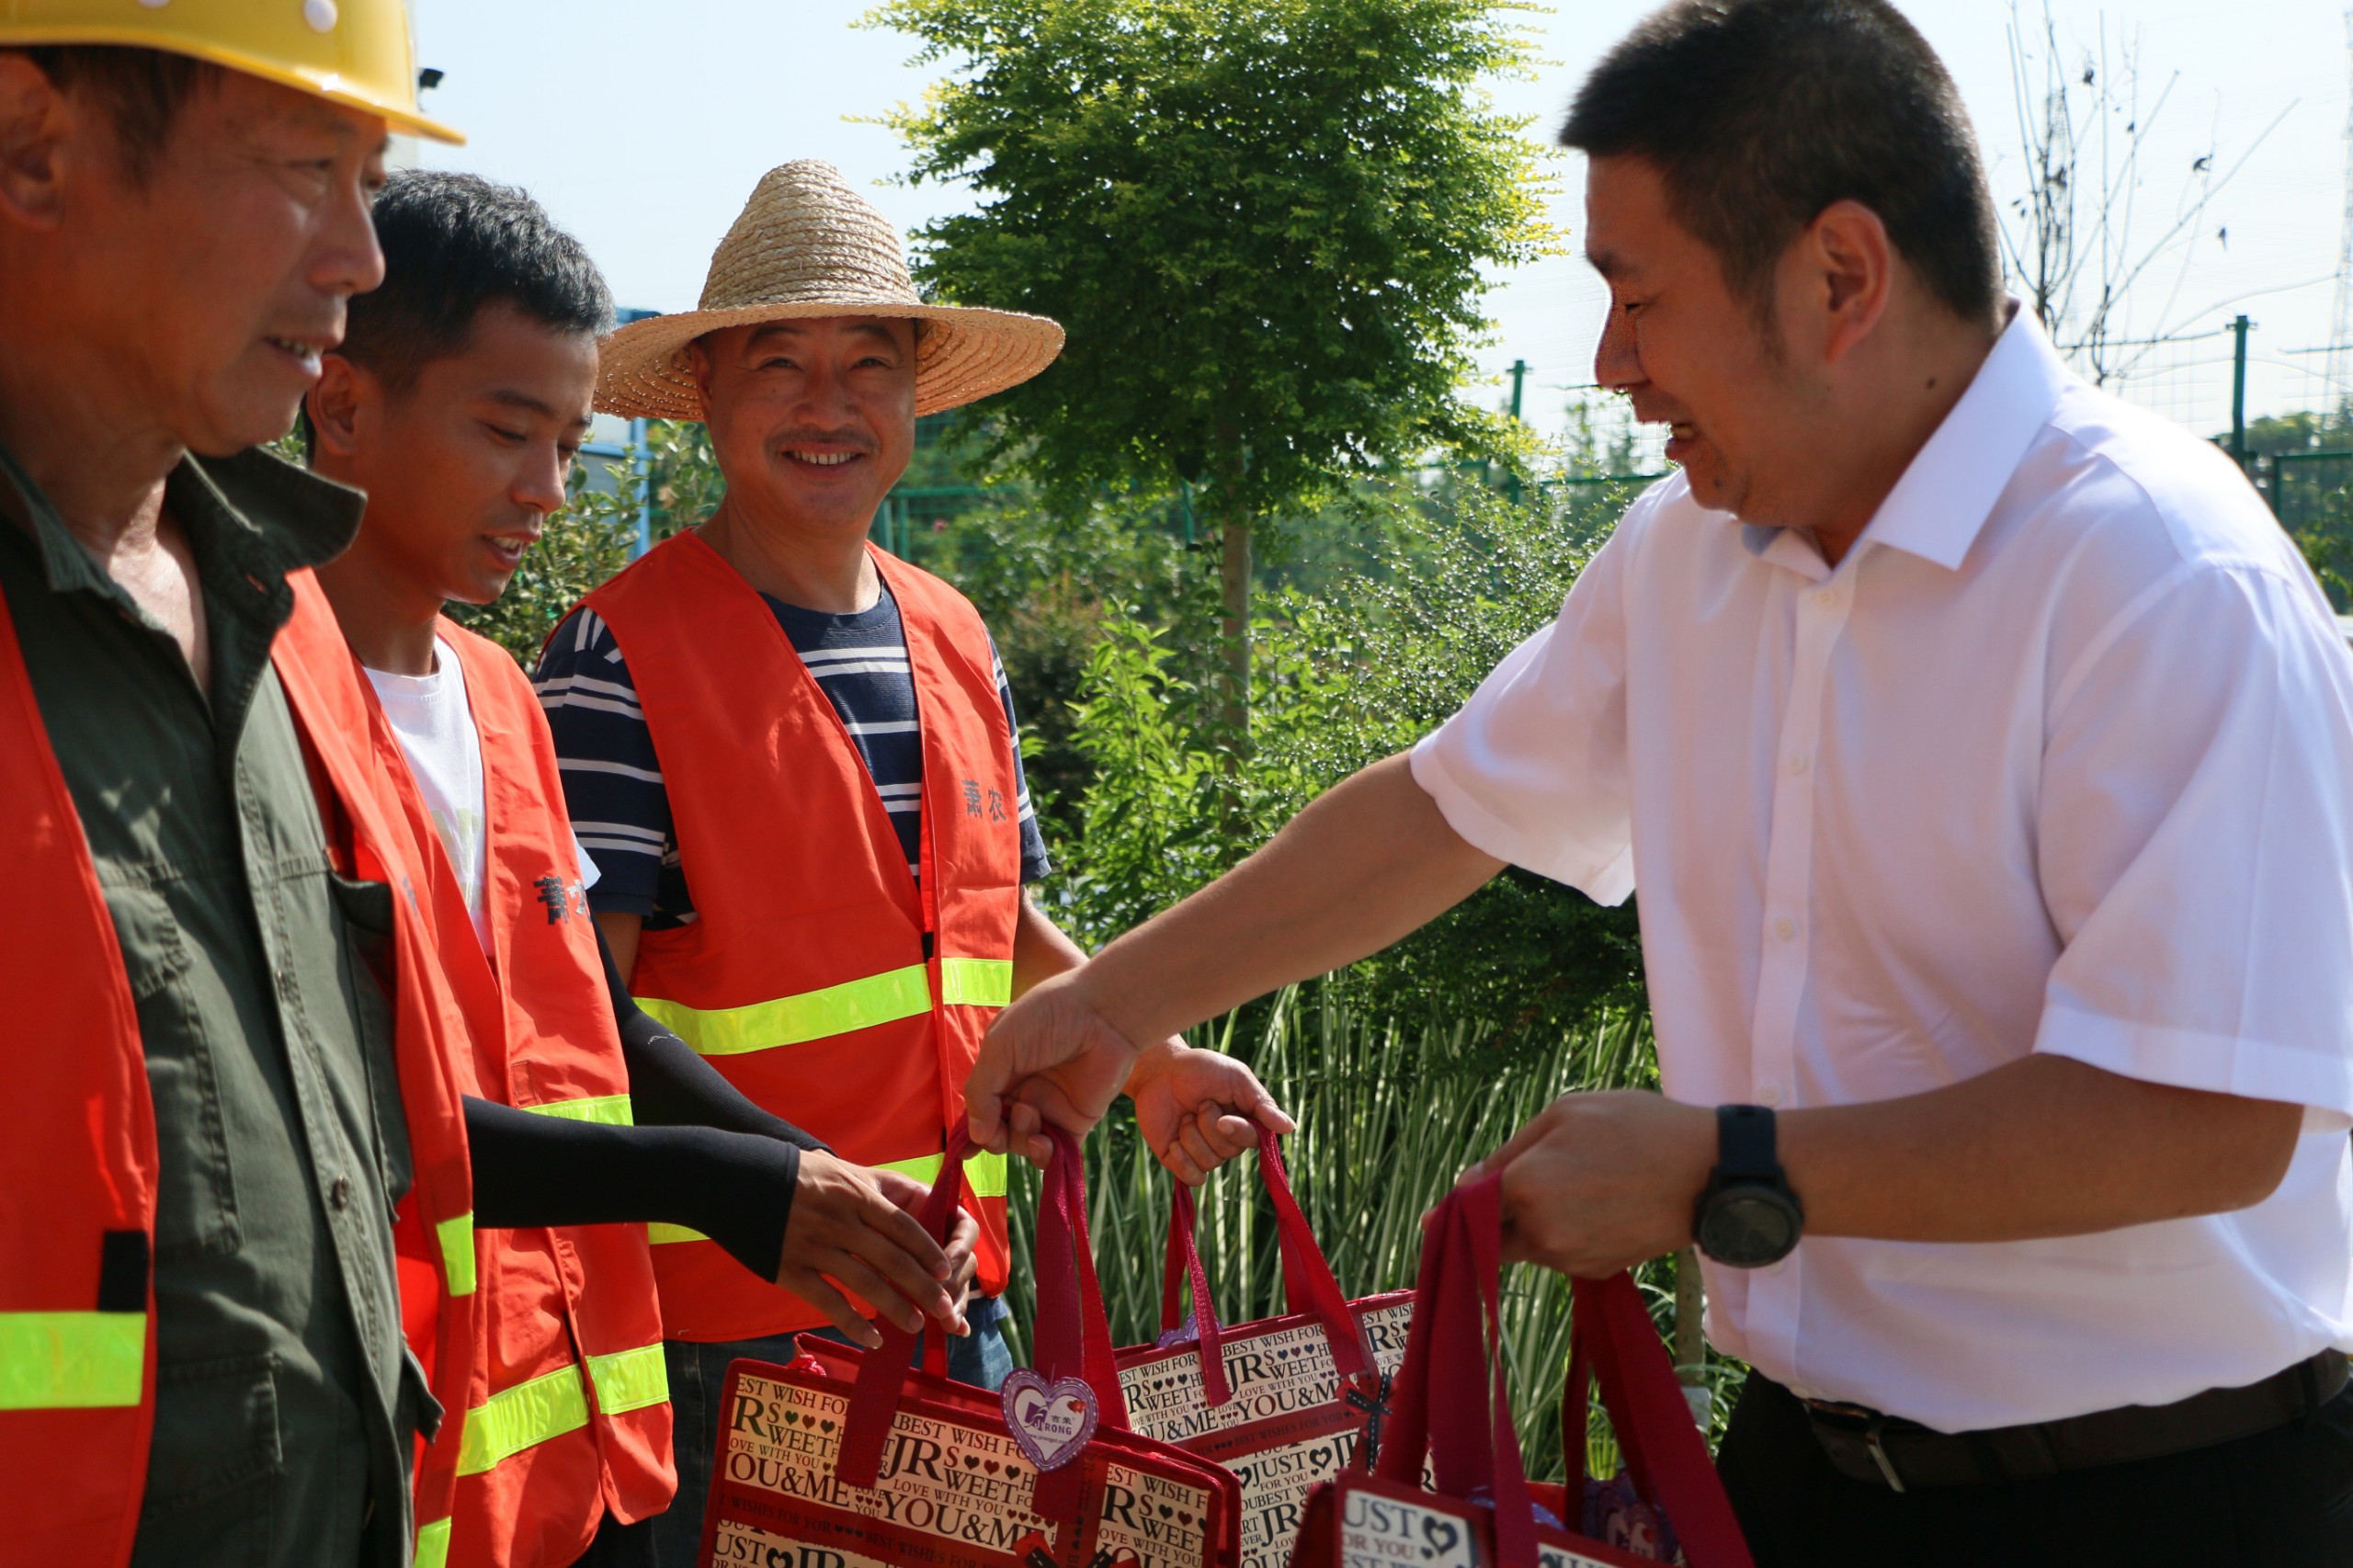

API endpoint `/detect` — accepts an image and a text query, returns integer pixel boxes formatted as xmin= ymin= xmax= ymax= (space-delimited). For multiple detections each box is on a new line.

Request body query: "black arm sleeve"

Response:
xmin=598 ymin=924 xmax=831 ymax=1153
xmin=464 ymin=1096 xmax=799 ymax=1283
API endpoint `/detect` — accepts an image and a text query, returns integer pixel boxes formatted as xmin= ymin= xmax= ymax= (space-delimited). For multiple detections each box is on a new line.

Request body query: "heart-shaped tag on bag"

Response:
xmin=1002 ymin=1369 xmax=1100 ymax=1471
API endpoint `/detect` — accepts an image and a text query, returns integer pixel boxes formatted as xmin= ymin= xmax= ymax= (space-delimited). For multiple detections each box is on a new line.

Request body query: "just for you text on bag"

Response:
xmin=697 ymin=1126 xmax=1243 ymax=1568
xmin=1115 ymin=1127 xmax=1415 ymax=1568
xmin=1288 ymin=1176 xmax=1754 ymax=1568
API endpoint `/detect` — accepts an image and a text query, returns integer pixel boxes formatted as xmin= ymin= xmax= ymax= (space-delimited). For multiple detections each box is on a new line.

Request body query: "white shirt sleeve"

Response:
xmin=2033 ymin=560 xmax=2353 ymax=1130
xmin=571 ymin=831 xmax=601 ymax=892
xmin=1409 ymin=514 xmax=1638 ymax=905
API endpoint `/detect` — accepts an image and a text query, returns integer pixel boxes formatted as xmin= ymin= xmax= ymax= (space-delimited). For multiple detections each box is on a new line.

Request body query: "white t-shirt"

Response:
xmin=1411 ymin=305 xmax=2353 ymax=1432
xmin=367 ymin=638 xmax=596 ymax=957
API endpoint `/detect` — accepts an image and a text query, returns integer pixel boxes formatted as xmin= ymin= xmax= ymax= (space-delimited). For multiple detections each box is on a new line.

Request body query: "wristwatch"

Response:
xmin=1692 ymin=1104 xmax=1804 ymax=1267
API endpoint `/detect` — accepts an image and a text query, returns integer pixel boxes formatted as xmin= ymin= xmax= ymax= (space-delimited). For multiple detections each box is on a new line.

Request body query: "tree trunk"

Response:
xmin=1219 ymin=514 xmax=1252 ymax=752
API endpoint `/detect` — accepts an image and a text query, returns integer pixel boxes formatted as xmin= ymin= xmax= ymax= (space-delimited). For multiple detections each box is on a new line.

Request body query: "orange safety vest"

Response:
xmin=388 ymin=620 xmax=674 ymax=1568
xmin=0 ymin=568 xmax=482 ymax=1568
xmin=576 ymin=533 xmax=1022 ymax=1340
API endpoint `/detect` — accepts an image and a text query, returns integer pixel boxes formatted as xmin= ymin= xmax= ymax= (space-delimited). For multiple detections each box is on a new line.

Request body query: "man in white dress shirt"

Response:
xmin=961 ymin=1 xmax=2353 ymax=1561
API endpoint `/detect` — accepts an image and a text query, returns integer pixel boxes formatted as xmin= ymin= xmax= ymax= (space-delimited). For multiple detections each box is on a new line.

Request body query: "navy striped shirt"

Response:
xmin=534 ymin=583 xmax=1049 ymax=928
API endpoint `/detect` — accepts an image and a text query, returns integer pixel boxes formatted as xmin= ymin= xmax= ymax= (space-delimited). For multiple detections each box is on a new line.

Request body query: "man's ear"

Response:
xmin=307 ymin=353 xmax=370 ymax=461
xmin=685 ymin=335 xmax=717 ymax=413
xmin=0 ymin=54 xmax=73 ymax=232
xmin=1802 ymin=199 xmax=1893 ymax=368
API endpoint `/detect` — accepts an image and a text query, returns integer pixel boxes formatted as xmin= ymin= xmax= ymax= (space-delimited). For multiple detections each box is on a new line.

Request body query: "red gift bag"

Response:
xmin=696 ymin=1125 xmax=1243 ymax=1568
xmin=1116 ymin=1127 xmax=1415 ymax=1568
xmin=1289 ymin=1177 xmax=1753 ymax=1568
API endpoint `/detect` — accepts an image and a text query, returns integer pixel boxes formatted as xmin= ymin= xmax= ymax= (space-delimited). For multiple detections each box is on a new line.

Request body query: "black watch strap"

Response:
xmin=1716 ymin=1104 xmax=1779 ymax=1182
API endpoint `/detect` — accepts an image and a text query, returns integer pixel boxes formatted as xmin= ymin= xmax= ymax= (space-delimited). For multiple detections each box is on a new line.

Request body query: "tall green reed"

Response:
xmin=998 ymin=985 xmax=1745 ymax=1478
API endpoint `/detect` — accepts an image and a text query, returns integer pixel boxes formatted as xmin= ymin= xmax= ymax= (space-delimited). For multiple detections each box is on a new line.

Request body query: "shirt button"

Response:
xmin=1787 ymin=754 xmax=1809 ymax=776
xmin=1772 ymin=916 xmax=1796 ymax=941
xmin=1758 ymin=1081 xmax=1784 ymax=1107
xmin=1813 ymin=588 xmax=1838 ymax=609
xmin=328 ymin=1176 xmax=353 ymax=1212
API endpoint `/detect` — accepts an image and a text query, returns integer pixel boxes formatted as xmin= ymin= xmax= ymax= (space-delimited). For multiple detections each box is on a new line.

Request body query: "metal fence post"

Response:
xmin=2230 ymin=315 xmax=2252 ymax=471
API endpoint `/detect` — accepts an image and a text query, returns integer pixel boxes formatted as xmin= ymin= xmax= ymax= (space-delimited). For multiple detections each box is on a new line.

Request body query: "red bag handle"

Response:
xmin=1157 ymin=1124 xmax=1373 ymax=1405
xmin=836 ymin=1123 xmax=1131 ymax=1487
xmin=1029 ymin=1122 xmax=1129 ymax=1414
xmin=1370 ymin=1177 xmax=1540 ymax=1568
xmin=1559 ymin=1273 xmax=1754 ymax=1567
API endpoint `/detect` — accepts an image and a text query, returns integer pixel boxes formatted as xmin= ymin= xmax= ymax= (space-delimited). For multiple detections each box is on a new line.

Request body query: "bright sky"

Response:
xmin=411 ymin=0 xmax=2346 ymax=446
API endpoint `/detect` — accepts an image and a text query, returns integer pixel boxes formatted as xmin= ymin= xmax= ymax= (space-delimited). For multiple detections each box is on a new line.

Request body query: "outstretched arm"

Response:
xmin=969 ymin=753 xmax=1503 ymax=1157
xmin=1009 ymin=892 xmax=1293 ymax=1182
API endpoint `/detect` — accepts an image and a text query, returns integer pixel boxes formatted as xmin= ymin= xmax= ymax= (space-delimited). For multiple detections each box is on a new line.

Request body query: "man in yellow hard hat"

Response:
xmin=0 ymin=6 xmax=473 ymax=1567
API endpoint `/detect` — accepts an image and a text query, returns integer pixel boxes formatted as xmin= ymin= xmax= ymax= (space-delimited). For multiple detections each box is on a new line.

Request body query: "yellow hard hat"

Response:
xmin=0 ymin=0 xmax=462 ymax=143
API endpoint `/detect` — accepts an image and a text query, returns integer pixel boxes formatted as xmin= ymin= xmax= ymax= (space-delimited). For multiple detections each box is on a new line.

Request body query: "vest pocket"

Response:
xmin=106 ymin=883 xmax=239 ymax=1263
xmin=131 ymin=1350 xmax=282 ymax=1567
xmin=326 ymin=871 xmax=413 ymax=1208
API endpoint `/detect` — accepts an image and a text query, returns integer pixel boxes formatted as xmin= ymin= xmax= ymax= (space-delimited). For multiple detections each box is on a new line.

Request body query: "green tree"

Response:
xmin=872 ymin=0 xmax=1557 ymax=765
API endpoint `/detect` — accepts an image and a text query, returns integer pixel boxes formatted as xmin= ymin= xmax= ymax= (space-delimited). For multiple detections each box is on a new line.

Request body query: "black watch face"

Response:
xmin=1699 ymin=1189 xmax=1801 ymax=1268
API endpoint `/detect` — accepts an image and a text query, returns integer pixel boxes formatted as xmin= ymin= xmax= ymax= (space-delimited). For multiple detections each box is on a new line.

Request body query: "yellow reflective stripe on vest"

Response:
xmin=437 ymin=1212 xmax=476 ymax=1297
xmin=645 ymin=1223 xmax=706 ymax=1245
xmin=0 ymin=1310 xmax=144 ymax=1409
xmin=874 ymin=1151 xmax=1010 ymax=1199
xmin=640 ymin=964 xmax=931 ymax=1057
xmin=523 ymin=1093 xmax=634 ymax=1127
xmin=641 ymin=954 xmax=1013 ymax=1059
xmin=414 ymin=1516 xmax=452 ymax=1568
xmin=457 ymin=1361 xmax=589 ymax=1475
xmin=587 ymin=1343 xmax=669 ymax=1415
xmin=938 ymin=957 xmax=1013 ymax=1007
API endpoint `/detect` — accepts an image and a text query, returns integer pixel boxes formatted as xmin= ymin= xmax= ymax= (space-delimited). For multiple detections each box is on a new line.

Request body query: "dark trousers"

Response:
xmin=1718 ymin=1370 xmax=2353 ymax=1567
xmin=574 ymin=1298 xmax=1011 ymax=1567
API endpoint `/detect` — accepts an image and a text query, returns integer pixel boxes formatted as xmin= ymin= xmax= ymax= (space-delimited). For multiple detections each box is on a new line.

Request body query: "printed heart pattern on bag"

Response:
xmin=1001 ymin=1369 xmax=1100 ymax=1471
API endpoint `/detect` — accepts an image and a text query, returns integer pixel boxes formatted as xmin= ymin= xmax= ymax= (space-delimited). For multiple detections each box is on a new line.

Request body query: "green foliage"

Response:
xmin=1045 ymin=470 xmax=1649 ymax=1047
xmin=2283 ymin=461 xmax=2353 ymax=614
xmin=870 ymin=0 xmax=1560 ymax=540
xmin=2236 ymin=405 xmax=2353 ymax=612
xmin=1001 ymin=987 xmax=1746 ymax=1471
xmin=2220 ymin=403 xmax=2351 ymax=460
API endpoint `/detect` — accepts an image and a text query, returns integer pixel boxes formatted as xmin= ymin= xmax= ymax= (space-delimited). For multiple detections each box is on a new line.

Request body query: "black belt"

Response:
xmin=1801 ymin=1348 xmax=2348 ymax=1492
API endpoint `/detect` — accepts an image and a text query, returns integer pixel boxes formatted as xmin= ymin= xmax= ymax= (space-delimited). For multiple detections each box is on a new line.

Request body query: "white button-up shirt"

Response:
xmin=1412 ymin=307 xmax=2353 ymax=1432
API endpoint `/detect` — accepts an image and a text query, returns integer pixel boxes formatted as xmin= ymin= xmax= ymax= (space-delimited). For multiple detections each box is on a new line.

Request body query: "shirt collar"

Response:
xmin=1850 ymin=299 xmax=2074 ymax=573
xmin=0 ymin=441 xmax=363 ymax=604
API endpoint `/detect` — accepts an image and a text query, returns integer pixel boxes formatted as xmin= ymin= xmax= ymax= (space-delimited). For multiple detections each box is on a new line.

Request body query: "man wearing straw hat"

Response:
xmin=537 ymin=160 xmax=1290 ymax=1555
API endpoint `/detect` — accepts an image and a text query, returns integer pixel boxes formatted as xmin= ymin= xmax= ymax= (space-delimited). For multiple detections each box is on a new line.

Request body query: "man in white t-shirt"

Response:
xmin=965 ymin=3 xmax=2353 ymax=1562
xmin=360 ymin=640 xmax=494 ymax=945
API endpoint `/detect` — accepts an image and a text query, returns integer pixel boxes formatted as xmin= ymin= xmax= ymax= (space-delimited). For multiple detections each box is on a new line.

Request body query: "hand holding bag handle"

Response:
xmin=1377 ymin=1181 xmax=1755 ymax=1568
xmin=1156 ymin=1124 xmax=1376 ymax=1405
xmin=1558 ymin=1272 xmax=1753 ymax=1566
xmin=1370 ymin=1177 xmax=1542 ymax=1568
xmin=838 ymin=1122 xmax=1131 ymax=1487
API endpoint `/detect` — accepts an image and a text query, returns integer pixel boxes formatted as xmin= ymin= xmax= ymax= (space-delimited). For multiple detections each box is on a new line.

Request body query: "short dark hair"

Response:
xmin=20 ymin=45 xmax=219 ymax=184
xmin=1560 ymin=0 xmax=2002 ymax=327
xmin=340 ymin=170 xmax=613 ymax=394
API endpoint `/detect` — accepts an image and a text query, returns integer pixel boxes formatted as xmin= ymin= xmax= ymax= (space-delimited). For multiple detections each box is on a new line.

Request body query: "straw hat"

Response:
xmin=596 ymin=161 xmax=1064 ymax=421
